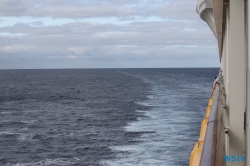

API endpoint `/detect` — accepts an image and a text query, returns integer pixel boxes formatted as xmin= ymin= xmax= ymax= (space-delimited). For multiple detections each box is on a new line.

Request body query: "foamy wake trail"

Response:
xmin=101 ymin=74 xmax=196 ymax=166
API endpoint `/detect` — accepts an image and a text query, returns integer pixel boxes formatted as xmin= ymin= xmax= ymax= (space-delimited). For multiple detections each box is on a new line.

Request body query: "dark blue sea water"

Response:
xmin=0 ymin=68 xmax=219 ymax=166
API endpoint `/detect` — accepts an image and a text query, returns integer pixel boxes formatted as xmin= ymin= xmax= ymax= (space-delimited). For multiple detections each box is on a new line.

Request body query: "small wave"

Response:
xmin=0 ymin=131 xmax=37 ymax=141
xmin=11 ymin=158 xmax=75 ymax=166
xmin=135 ymin=101 xmax=158 ymax=107
xmin=146 ymin=95 xmax=154 ymax=99
xmin=0 ymin=111 xmax=12 ymax=114
xmin=19 ymin=120 xmax=37 ymax=124
xmin=0 ymin=132 xmax=17 ymax=136
xmin=17 ymin=134 xmax=36 ymax=141
xmin=135 ymin=110 xmax=146 ymax=113
xmin=0 ymin=120 xmax=37 ymax=126
xmin=20 ymin=127 xmax=29 ymax=131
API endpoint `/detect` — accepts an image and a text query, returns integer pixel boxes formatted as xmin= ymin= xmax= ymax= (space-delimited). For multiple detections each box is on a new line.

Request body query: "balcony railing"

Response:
xmin=200 ymin=72 xmax=226 ymax=166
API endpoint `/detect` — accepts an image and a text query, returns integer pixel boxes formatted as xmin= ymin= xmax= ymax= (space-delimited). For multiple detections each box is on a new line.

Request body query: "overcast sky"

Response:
xmin=0 ymin=0 xmax=220 ymax=69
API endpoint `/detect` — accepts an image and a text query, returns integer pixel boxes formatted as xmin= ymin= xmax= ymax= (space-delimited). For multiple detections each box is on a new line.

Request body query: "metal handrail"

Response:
xmin=200 ymin=72 xmax=226 ymax=166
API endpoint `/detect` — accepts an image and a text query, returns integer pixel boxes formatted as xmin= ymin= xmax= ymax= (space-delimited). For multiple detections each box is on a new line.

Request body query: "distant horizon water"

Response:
xmin=0 ymin=67 xmax=220 ymax=70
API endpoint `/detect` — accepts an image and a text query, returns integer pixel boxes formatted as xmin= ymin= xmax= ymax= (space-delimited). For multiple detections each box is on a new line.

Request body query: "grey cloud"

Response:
xmin=0 ymin=0 xmax=193 ymax=20
xmin=28 ymin=5 xmax=139 ymax=19
xmin=0 ymin=0 xmax=219 ymax=68
xmin=152 ymin=0 xmax=199 ymax=20
xmin=0 ymin=21 xmax=214 ymax=47
xmin=0 ymin=0 xmax=141 ymax=18
xmin=0 ymin=0 xmax=34 ymax=16
xmin=0 ymin=19 xmax=215 ymax=62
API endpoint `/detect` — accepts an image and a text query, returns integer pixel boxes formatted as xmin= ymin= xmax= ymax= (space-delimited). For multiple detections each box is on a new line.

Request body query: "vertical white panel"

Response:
xmin=224 ymin=6 xmax=230 ymax=158
xmin=247 ymin=0 xmax=250 ymax=165
xmin=228 ymin=1 xmax=246 ymax=166
xmin=224 ymin=6 xmax=229 ymax=101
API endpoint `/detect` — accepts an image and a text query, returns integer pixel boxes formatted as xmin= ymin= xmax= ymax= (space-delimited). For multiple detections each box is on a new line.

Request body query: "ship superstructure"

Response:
xmin=190 ymin=0 xmax=250 ymax=165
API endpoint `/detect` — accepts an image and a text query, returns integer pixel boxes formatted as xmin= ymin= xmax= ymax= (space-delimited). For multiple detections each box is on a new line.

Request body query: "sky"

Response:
xmin=0 ymin=0 xmax=220 ymax=69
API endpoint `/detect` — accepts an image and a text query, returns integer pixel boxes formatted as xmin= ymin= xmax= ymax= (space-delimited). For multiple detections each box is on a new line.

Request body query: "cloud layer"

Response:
xmin=0 ymin=0 xmax=219 ymax=69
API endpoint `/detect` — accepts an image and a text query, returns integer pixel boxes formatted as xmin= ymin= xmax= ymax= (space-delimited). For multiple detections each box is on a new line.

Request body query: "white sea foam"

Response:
xmin=146 ymin=95 xmax=154 ymax=99
xmin=134 ymin=101 xmax=159 ymax=107
xmin=103 ymin=102 xmax=182 ymax=165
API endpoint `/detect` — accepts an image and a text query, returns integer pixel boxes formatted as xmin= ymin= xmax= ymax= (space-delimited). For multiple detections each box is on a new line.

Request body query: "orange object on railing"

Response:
xmin=189 ymin=82 xmax=217 ymax=166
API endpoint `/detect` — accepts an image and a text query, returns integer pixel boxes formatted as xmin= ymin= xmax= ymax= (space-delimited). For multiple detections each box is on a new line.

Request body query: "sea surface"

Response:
xmin=0 ymin=68 xmax=219 ymax=166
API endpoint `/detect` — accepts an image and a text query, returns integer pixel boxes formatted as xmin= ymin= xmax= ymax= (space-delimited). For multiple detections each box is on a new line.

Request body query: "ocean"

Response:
xmin=0 ymin=68 xmax=219 ymax=166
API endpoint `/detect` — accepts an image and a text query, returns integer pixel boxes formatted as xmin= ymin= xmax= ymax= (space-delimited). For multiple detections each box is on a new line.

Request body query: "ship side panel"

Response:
xmin=228 ymin=1 xmax=246 ymax=166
